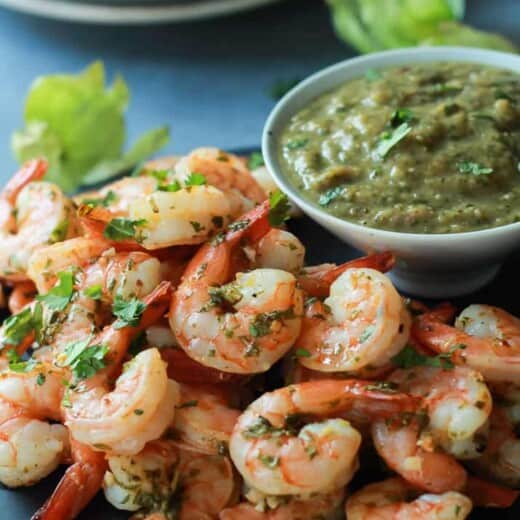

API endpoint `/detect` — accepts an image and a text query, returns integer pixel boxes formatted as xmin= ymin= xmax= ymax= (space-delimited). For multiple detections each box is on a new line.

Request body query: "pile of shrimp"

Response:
xmin=0 ymin=150 xmax=518 ymax=520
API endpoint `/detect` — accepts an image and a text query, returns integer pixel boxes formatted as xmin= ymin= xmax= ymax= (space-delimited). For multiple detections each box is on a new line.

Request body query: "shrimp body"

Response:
xmin=251 ymin=229 xmax=305 ymax=274
xmin=230 ymin=380 xmax=418 ymax=496
xmin=413 ymin=305 xmax=520 ymax=383
xmin=172 ymin=384 xmax=241 ymax=455
xmin=346 ymin=478 xmax=472 ymax=520
xmin=65 ymin=348 xmax=179 ymax=455
xmin=388 ymin=366 xmax=492 ymax=459
xmin=170 ymin=202 xmax=303 ymax=374
xmin=297 ymin=268 xmax=410 ymax=373
xmin=0 ymin=160 xmax=78 ymax=281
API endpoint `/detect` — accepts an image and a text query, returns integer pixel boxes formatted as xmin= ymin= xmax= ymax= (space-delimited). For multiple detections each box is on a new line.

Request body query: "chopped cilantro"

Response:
xmin=158 ymin=180 xmax=181 ymax=192
xmin=359 ymin=325 xmax=375 ymax=343
xmin=248 ymin=151 xmax=264 ymax=170
xmin=243 ymin=416 xmax=280 ymax=438
xmin=36 ymin=270 xmax=75 ymax=311
xmin=7 ymin=349 xmax=39 ymax=373
xmin=375 ymin=123 xmax=412 ymax=158
xmin=133 ymin=409 xmax=144 ymax=415
xmin=318 ymin=186 xmax=344 ymax=206
xmin=457 ymin=161 xmax=493 ymax=176
xmin=177 ymin=400 xmax=198 ymax=409
xmin=268 ymin=190 xmax=291 ymax=226
xmin=390 ymin=108 xmax=414 ymax=127
xmin=185 ymin=172 xmax=207 ymax=186
xmin=148 ymin=169 xmax=169 ymax=182
xmin=249 ymin=308 xmax=296 ymax=338
xmin=391 ymin=344 xmax=466 ymax=370
xmin=112 ymin=295 xmax=147 ymax=329
xmin=258 ymin=453 xmax=280 ymax=468
xmin=82 ymin=190 xmax=117 ymax=208
xmin=62 ymin=337 xmax=109 ymax=380
xmin=285 ymin=138 xmax=308 ymax=150
xmin=190 ymin=221 xmax=205 ymax=233
xmin=84 ymin=284 xmax=103 ymax=300
xmin=0 ymin=307 xmax=35 ymax=347
xmin=104 ymin=218 xmax=147 ymax=241
xmin=269 ymin=77 xmax=301 ymax=100
xmin=36 ymin=373 xmax=46 ymax=386
xmin=211 ymin=216 xmax=224 ymax=228
xmin=294 ymin=347 xmax=311 ymax=358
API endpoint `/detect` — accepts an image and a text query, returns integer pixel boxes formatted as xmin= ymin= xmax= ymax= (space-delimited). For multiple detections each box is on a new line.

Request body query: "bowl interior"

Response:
xmin=262 ymin=46 xmax=520 ymax=243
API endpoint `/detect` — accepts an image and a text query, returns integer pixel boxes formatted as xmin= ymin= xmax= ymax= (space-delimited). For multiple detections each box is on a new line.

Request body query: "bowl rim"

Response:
xmin=262 ymin=46 xmax=520 ymax=242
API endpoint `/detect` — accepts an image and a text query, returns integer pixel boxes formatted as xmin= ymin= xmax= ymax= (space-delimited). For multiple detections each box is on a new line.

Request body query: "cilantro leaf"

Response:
xmin=62 ymin=337 xmax=109 ymax=380
xmin=268 ymin=190 xmax=291 ymax=226
xmin=185 ymin=172 xmax=207 ymax=187
xmin=390 ymin=108 xmax=414 ymax=127
xmin=375 ymin=123 xmax=412 ymax=158
xmin=112 ymin=295 xmax=147 ymax=329
xmin=7 ymin=349 xmax=39 ymax=373
xmin=81 ymin=190 xmax=117 ymax=208
xmin=294 ymin=348 xmax=311 ymax=358
xmin=84 ymin=284 xmax=103 ymax=300
xmin=0 ymin=307 xmax=35 ymax=347
xmin=248 ymin=151 xmax=265 ymax=170
xmin=457 ymin=161 xmax=493 ymax=176
xmin=158 ymin=180 xmax=181 ymax=192
xmin=36 ymin=270 xmax=75 ymax=311
xmin=391 ymin=344 xmax=458 ymax=370
xmin=319 ymin=186 xmax=344 ymax=206
xmin=104 ymin=218 xmax=147 ymax=241
xmin=285 ymin=138 xmax=309 ymax=151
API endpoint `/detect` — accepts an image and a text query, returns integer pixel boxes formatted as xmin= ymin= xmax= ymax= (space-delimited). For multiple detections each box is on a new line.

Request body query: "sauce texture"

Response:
xmin=279 ymin=62 xmax=520 ymax=233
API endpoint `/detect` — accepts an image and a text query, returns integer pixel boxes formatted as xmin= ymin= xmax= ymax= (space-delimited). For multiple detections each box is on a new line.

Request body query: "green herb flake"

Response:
xmin=243 ymin=416 xmax=276 ymax=438
xmin=391 ymin=344 xmax=462 ymax=370
xmin=457 ymin=161 xmax=493 ymax=176
xmin=285 ymin=138 xmax=309 ymax=151
xmin=62 ymin=338 xmax=109 ymax=380
xmin=36 ymin=270 xmax=75 ymax=311
xmin=248 ymin=151 xmax=265 ymax=170
xmin=7 ymin=349 xmax=39 ymax=373
xmin=133 ymin=409 xmax=144 ymax=415
xmin=177 ymin=400 xmax=198 ymax=409
xmin=36 ymin=373 xmax=46 ymax=386
xmin=390 ymin=108 xmax=414 ymax=127
xmin=104 ymin=218 xmax=147 ymax=241
xmin=294 ymin=347 xmax=311 ymax=358
xmin=84 ymin=284 xmax=103 ymax=300
xmin=268 ymin=190 xmax=291 ymax=226
xmin=158 ymin=180 xmax=181 ymax=192
xmin=258 ymin=453 xmax=280 ymax=469
xmin=0 ymin=307 xmax=35 ymax=347
xmin=228 ymin=219 xmax=250 ymax=232
xmin=211 ymin=216 xmax=224 ymax=228
xmin=190 ymin=221 xmax=205 ymax=233
xmin=185 ymin=172 xmax=207 ymax=187
xmin=112 ymin=295 xmax=147 ymax=329
xmin=359 ymin=325 xmax=375 ymax=343
xmin=319 ymin=186 xmax=344 ymax=206
xmin=375 ymin=123 xmax=412 ymax=158
xmin=249 ymin=308 xmax=296 ymax=338
xmin=82 ymin=190 xmax=117 ymax=208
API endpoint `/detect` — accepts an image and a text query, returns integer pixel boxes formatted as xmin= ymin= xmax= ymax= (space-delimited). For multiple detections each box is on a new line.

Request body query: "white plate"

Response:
xmin=0 ymin=0 xmax=282 ymax=24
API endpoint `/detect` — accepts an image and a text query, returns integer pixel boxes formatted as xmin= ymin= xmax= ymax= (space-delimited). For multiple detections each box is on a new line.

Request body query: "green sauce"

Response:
xmin=278 ymin=62 xmax=520 ymax=233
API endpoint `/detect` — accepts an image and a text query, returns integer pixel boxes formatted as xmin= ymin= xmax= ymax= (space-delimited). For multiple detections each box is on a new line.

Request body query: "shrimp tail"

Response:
xmin=297 ymin=252 xmax=395 ymax=297
xmin=32 ymin=441 xmax=107 ymax=520
xmin=4 ymin=159 xmax=48 ymax=204
xmin=465 ymin=476 xmax=519 ymax=508
xmin=226 ymin=199 xmax=271 ymax=246
xmin=139 ymin=281 xmax=173 ymax=329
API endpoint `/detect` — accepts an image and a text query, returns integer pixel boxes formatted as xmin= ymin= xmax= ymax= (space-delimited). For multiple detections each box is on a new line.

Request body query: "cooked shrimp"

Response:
xmin=33 ymin=439 xmax=107 ymax=520
xmin=170 ymin=201 xmax=304 ymax=374
xmin=220 ymin=488 xmax=345 ymax=519
xmin=174 ymin=147 xmax=266 ymax=211
xmin=346 ymin=477 xmax=472 ymax=520
xmin=388 ymin=366 xmax=492 ymax=459
xmin=372 ymin=417 xmax=468 ymax=493
xmin=296 ymin=267 xmax=410 ymax=374
xmin=104 ymin=441 xmax=237 ymax=519
xmin=470 ymin=406 xmax=520 ymax=489
xmin=64 ymin=283 xmax=180 ymax=455
xmin=0 ymin=160 xmax=79 ymax=281
xmin=413 ymin=305 xmax=520 ymax=383
xmin=7 ymin=281 xmax=37 ymax=314
xmin=249 ymin=229 xmax=305 ymax=274
xmin=171 ymin=383 xmax=241 ymax=455
xmin=229 ymin=379 xmax=418 ymax=496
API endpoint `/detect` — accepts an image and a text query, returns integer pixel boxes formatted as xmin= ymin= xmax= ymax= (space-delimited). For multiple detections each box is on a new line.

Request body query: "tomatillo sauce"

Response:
xmin=278 ymin=63 xmax=520 ymax=233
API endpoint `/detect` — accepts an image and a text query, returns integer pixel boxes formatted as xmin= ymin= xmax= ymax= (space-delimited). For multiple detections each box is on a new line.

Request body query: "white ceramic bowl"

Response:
xmin=262 ymin=47 xmax=520 ymax=298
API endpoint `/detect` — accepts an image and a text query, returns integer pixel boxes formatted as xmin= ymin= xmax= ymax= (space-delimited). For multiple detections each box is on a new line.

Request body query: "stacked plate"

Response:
xmin=0 ymin=0 xmax=282 ymax=23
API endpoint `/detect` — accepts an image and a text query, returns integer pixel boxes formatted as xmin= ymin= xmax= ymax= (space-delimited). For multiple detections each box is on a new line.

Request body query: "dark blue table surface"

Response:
xmin=0 ymin=1 xmax=518 ymax=518
xmin=0 ymin=0 xmax=518 ymax=185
